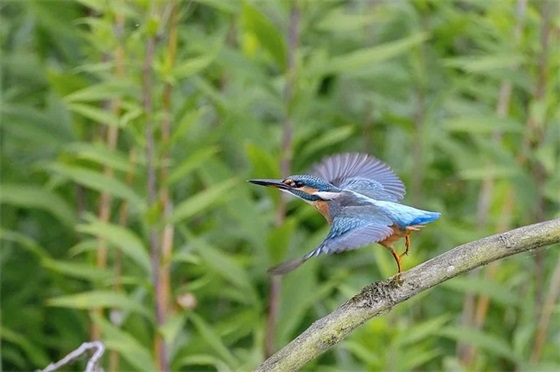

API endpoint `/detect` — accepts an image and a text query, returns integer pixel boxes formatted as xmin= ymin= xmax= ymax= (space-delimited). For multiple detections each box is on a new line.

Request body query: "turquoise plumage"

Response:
xmin=249 ymin=153 xmax=440 ymax=275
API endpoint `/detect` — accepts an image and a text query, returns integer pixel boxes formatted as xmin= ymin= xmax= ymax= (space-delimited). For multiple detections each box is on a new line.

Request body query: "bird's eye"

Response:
xmin=283 ymin=179 xmax=304 ymax=188
xmin=282 ymin=179 xmax=294 ymax=187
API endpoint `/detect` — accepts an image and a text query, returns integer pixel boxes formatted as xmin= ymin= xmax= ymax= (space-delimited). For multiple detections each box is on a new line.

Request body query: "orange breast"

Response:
xmin=312 ymin=200 xmax=332 ymax=223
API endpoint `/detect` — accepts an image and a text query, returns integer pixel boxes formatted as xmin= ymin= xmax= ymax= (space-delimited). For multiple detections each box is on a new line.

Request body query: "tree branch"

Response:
xmin=256 ymin=218 xmax=560 ymax=371
xmin=40 ymin=341 xmax=105 ymax=372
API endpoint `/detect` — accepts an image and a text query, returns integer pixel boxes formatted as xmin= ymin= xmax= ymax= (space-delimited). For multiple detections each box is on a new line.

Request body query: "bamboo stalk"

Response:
xmin=457 ymin=0 xmax=526 ymax=365
xmin=142 ymin=1 xmax=168 ymax=369
xmin=265 ymin=0 xmax=300 ymax=359
xmin=159 ymin=0 xmax=178 ymax=336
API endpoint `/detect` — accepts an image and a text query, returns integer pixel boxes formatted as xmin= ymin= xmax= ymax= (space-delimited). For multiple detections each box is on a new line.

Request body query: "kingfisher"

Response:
xmin=249 ymin=152 xmax=440 ymax=276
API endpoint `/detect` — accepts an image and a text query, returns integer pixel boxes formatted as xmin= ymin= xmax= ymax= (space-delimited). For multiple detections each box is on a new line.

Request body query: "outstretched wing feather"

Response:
xmin=310 ymin=153 xmax=405 ymax=201
xmin=305 ymin=214 xmax=393 ymax=258
xmin=269 ymin=209 xmax=394 ymax=275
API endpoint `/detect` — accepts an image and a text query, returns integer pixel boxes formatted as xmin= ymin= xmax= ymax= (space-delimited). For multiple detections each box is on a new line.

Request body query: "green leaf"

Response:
xmin=77 ymin=219 xmax=151 ymax=274
xmin=401 ymin=348 xmax=441 ymax=370
xmin=245 ymin=143 xmax=279 ymax=177
xmin=187 ymin=233 xmax=257 ymax=304
xmin=168 ymin=146 xmax=219 ymax=185
xmin=169 ymin=107 xmax=207 ymax=146
xmin=459 ymin=167 xmax=517 ymax=180
xmin=443 ymin=54 xmax=524 ymax=72
xmin=0 ymin=327 xmax=50 ymax=367
xmin=278 ymin=265 xmax=337 ymax=344
xmin=0 ymin=185 xmax=75 ymax=227
xmin=443 ymin=277 xmax=522 ymax=307
xmin=438 ymin=327 xmax=517 ymax=362
xmin=267 ymin=218 xmax=296 ymax=264
xmin=316 ymin=9 xmax=386 ymax=32
xmin=1 ymin=102 xmax=73 ymax=143
xmin=68 ymin=238 xmax=98 ymax=256
xmin=42 ymin=258 xmax=113 ymax=281
xmin=317 ymin=33 xmax=428 ymax=75
xmin=67 ymin=102 xmax=121 ymax=126
xmin=91 ymin=312 xmax=155 ymax=370
xmin=48 ymin=290 xmax=151 ymax=319
xmin=171 ymin=178 xmax=238 ymax=223
xmin=64 ymin=80 xmax=137 ymax=103
xmin=63 ymin=142 xmax=135 ymax=172
xmin=175 ymin=354 xmax=230 ymax=371
xmin=395 ymin=315 xmax=450 ymax=347
xmin=188 ymin=312 xmax=238 ymax=368
xmin=159 ymin=313 xmax=187 ymax=346
xmin=342 ymin=341 xmax=381 ymax=364
xmin=192 ymin=0 xmax=239 ymax=13
xmin=444 ymin=115 xmax=523 ymax=133
xmin=45 ymin=163 xmax=146 ymax=210
xmin=172 ymin=55 xmax=216 ymax=80
xmin=0 ymin=229 xmax=50 ymax=259
xmin=241 ymin=2 xmax=287 ymax=70
xmin=299 ymin=126 xmax=355 ymax=159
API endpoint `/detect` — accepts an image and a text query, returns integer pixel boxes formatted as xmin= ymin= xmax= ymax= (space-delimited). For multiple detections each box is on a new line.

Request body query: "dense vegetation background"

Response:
xmin=1 ymin=0 xmax=559 ymax=370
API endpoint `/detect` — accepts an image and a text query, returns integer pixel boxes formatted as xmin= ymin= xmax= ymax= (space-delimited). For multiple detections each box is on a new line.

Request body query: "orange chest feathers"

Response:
xmin=312 ymin=200 xmax=332 ymax=223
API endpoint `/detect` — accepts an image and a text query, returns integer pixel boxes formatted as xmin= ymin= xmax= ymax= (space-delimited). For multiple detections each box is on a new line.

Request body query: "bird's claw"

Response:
xmin=390 ymin=273 xmax=404 ymax=287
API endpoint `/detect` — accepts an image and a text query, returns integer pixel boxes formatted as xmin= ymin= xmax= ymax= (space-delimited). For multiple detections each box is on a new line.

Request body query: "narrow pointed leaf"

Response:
xmin=0 ymin=185 xmax=75 ymax=227
xmin=91 ymin=313 xmax=155 ymax=370
xmin=67 ymin=102 xmax=120 ymax=126
xmin=241 ymin=2 xmax=287 ymax=70
xmin=443 ymin=54 xmax=524 ymax=72
xmin=159 ymin=313 xmax=187 ymax=346
xmin=0 ymin=327 xmax=50 ymax=367
xmin=0 ymin=228 xmax=50 ymax=259
xmin=188 ymin=234 xmax=257 ymax=304
xmin=318 ymin=33 xmax=428 ymax=75
xmin=443 ymin=277 xmax=522 ymax=306
xmin=168 ymin=146 xmax=219 ymax=185
xmin=45 ymin=163 xmax=145 ymax=210
xmin=77 ymin=220 xmax=151 ymax=274
xmin=438 ymin=327 xmax=517 ymax=362
xmin=172 ymin=55 xmax=216 ymax=80
xmin=42 ymin=258 xmax=113 ymax=281
xmin=48 ymin=290 xmax=151 ymax=318
xmin=63 ymin=142 xmax=135 ymax=172
xmin=171 ymin=178 xmax=238 ymax=223
xmin=299 ymin=126 xmax=355 ymax=159
xmin=64 ymin=80 xmax=137 ymax=103
xmin=188 ymin=312 xmax=238 ymax=368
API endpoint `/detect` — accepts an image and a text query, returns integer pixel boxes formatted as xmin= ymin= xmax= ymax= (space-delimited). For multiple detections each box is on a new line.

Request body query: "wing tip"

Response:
xmin=311 ymin=152 xmax=406 ymax=200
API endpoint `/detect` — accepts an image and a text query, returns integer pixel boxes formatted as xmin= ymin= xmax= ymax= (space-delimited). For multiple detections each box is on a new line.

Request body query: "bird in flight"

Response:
xmin=249 ymin=152 xmax=440 ymax=276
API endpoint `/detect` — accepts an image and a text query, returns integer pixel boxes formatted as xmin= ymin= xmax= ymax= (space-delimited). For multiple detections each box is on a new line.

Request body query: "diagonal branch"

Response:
xmin=256 ymin=218 xmax=560 ymax=371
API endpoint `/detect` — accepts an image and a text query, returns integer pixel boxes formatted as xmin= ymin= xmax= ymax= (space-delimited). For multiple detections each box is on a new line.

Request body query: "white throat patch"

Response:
xmin=312 ymin=191 xmax=340 ymax=201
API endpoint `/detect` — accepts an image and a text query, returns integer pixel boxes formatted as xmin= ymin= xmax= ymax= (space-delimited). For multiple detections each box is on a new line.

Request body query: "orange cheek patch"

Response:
xmin=300 ymin=186 xmax=318 ymax=194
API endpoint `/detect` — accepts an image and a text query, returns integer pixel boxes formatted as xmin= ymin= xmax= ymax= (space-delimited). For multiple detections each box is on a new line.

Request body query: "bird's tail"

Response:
xmin=268 ymin=256 xmax=309 ymax=275
xmin=268 ymin=246 xmax=323 ymax=275
xmin=410 ymin=211 xmax=440 ymax=225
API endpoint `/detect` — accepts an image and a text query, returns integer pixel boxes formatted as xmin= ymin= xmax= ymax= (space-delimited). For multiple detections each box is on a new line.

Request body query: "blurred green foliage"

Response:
xmin=1 ymin=0 xmax=559 ymax=370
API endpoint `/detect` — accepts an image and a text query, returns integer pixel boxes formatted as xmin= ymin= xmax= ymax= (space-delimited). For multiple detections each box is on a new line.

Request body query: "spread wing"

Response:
xmin=306 ymin=211 xmax=393 ymax=257
xmin=310 ymin=152 xmax=405 ymax=201
xmin=269 ymin=210 xmax=393 ymax=275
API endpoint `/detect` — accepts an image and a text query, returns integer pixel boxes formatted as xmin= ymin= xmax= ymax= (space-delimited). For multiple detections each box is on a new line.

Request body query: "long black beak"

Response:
xmin=248 ymin=179 xmax=290 ymax=190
